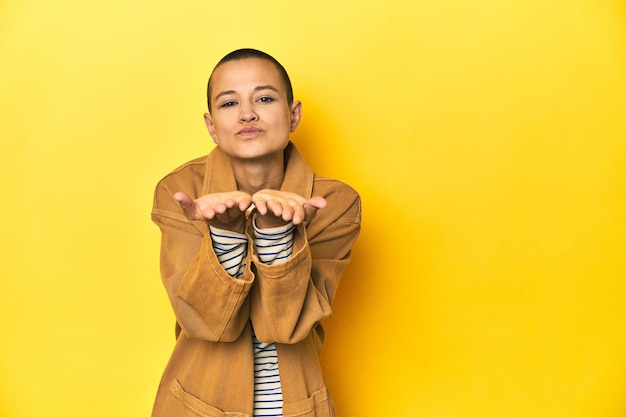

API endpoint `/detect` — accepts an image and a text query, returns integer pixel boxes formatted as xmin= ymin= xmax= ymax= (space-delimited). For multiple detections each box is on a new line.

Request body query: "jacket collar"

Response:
xmin=202 ymin=141 xmax=314 ymax=199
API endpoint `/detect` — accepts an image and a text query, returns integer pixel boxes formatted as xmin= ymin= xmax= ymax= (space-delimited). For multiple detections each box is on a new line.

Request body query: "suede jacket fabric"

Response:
xmin=150 ymin=142 xmax=361 ymax=417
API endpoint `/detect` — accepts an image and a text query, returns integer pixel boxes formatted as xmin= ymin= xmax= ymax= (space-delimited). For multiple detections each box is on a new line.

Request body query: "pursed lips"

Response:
xmin=237 ymin=126 xmax=263 ymax=138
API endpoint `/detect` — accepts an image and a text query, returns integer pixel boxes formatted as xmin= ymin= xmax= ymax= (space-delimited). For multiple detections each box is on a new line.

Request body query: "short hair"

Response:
xmin=206 ymin=48 xmax=294 ymax=113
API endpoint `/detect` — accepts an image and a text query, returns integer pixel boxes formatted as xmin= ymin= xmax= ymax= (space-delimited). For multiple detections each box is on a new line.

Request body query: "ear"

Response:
xmin=204 ymin=113 xmax=218 ymax=143
xmin=289 ymin=100 xmax=302 ymax=132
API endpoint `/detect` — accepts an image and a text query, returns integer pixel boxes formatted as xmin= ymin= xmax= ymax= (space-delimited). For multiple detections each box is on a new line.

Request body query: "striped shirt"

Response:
xmin=209 ymin=218 xmax=295 ymax=417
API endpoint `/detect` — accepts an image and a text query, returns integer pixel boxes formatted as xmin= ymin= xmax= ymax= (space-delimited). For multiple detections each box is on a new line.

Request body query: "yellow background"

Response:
xmin=1 ymin=0 xmax=625 ymax=416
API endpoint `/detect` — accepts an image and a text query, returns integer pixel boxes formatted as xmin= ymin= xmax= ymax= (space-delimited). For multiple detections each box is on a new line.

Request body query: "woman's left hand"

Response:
xmin=252 ymin=190 xmax=327 ymax=228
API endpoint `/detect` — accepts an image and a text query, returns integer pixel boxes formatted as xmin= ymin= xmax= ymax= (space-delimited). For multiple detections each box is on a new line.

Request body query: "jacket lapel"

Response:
xmin=280 ymin=142 xmax=314 ymax=199
xmin=201 ymin=142 xmax=314 ymax=199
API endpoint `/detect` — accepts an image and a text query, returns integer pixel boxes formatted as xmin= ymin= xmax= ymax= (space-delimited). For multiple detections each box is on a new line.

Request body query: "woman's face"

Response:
xmin=204 ymin=58 xmax=301 ymax=164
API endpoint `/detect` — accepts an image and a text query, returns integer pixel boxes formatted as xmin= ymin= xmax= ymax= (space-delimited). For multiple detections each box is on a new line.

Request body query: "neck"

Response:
xmin=231 ymin=154 xmax=285 ymax=195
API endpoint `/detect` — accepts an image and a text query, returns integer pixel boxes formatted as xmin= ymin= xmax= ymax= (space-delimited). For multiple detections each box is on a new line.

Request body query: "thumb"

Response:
xmin=173 ymin=192 xmax=198 ymax=220
xmin=303 ymin=196 xmax=327 ymax=221
xmin=307 ymin=196 xmax=327 ymax=209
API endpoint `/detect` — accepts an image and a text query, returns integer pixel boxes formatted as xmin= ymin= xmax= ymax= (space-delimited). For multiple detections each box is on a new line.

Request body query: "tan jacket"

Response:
xmin=151 ymin=142 xmax=361 ymax=417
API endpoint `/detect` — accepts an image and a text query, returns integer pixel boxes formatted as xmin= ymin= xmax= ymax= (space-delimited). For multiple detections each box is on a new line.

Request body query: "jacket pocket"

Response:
xmin=282 ymin=387 xmax=334 ymax=417
xmin=169 ymin=379 xmax=250 ymax=417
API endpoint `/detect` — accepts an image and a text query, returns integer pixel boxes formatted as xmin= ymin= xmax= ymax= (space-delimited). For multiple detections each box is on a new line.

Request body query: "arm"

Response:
xmin=152 ymin=182 xmax=255 ymax=342
xmin=249 ymin=181 xmax=361 ymax=344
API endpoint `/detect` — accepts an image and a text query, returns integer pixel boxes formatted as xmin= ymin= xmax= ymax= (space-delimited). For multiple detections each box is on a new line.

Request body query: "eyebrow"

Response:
xmin=214 ymin=85 xmax=280 ymax=101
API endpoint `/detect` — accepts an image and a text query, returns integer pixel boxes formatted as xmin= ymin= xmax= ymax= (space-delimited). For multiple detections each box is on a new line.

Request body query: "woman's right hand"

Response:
xmin=174 ymin=191 xmax=252 ymax=233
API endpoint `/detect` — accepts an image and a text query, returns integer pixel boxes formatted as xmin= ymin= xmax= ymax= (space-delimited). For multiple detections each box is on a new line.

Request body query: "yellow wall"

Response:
xmin=1 ymin=1 xmax=625 ymax=416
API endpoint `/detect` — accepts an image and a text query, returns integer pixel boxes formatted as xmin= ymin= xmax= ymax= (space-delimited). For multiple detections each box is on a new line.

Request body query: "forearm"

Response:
xmin=250 ymin=223 xmax=333 ymax=344
xmin=158 ymin=222 xmax=254 ymax=342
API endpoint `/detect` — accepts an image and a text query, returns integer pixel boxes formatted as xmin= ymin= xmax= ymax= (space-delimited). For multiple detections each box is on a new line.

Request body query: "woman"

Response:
xmin=151 ymin=48 xmax=361 ymax=417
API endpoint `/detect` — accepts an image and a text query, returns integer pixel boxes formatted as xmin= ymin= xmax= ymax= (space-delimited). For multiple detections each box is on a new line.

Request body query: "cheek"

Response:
xmin=211 ymin=117 xmax=234 ymax=136
xmin=272 ymin=111 xmax=292 ymax=129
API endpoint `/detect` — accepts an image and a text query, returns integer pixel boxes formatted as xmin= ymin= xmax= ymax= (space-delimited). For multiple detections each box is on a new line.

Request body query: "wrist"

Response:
xmin=252 ymin=213 xmax=293 ymax=230
xmin=208 ymin=217 xmax=246 ymax=234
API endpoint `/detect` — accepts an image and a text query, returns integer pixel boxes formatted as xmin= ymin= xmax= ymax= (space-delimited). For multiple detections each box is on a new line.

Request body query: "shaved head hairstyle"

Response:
xmin=206 ymin=48 xmax=294 ymax=113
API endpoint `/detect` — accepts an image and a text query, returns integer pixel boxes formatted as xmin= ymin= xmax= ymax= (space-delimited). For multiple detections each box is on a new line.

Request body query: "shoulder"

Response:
xmin=154 ymin=155 xmax=208 ymax=198
xmin=312 ymin=175 xmax=361 ymax=225
xmin=313 ymin=176 xmax=359 ymax=199
xmin=152 ymin=155 xmax=208 ymax=218
xmin=156 ymin=155 xmax=208 ymax=191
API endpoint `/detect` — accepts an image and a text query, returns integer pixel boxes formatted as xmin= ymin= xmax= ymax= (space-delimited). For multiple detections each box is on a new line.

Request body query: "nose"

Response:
xmin=239 ymin=102 xmax=258 ymax=123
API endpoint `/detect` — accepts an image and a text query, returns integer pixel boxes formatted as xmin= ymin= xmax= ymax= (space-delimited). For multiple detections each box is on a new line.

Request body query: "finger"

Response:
xmin=280 ymin=204 xmax=296 ymax=222
xmin=307 ymin=196 xmax=327 ymax=209
xmin=253 ymin=198 xmax=268 ymax=215
xmin=302 ymin=206 xmax=318 ymax=223
xmin=174 ymin=192 xmax=199 ymax=220
xmin=174 ymin=192 xmax=193 ymax=207
xmin=199 ymin=206 xmax=217 ymax=220
xmin=212 ymin=202 xmax=229 ymax=215
xmin=266 ymin=198 xmax=284 ymax=217
xmin=296 ymin=196 xmax=326 ymax=223
xmin=235 ymin=194 xmax=253 ymax=212
xmin=290 ymin=205 xmax=306 ymax=225
xmin=303 ymin=198 xmax=326 ymax=222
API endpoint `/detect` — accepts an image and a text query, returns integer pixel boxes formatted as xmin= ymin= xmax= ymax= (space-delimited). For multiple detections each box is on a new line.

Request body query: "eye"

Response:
xmin=220 ymin=100 xmax=237 ymax=108
xmin=257 ymin=96 xmax=274 ymax=103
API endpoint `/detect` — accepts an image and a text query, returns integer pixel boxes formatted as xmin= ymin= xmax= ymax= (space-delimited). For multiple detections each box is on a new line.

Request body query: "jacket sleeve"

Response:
xmin=151 ymin=180 xmax=255 ymax=342
xmin=249 ymin=181 xmax=361 ymax=344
